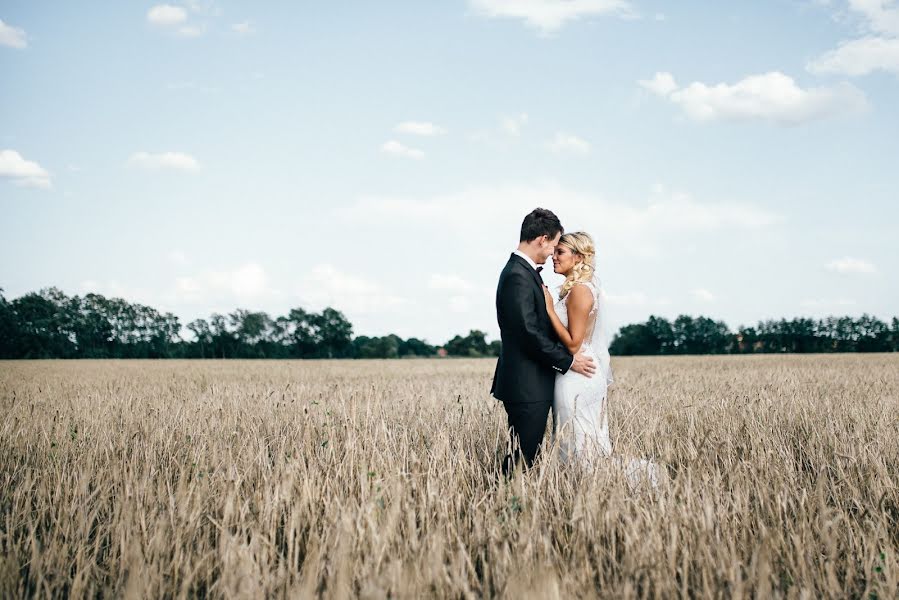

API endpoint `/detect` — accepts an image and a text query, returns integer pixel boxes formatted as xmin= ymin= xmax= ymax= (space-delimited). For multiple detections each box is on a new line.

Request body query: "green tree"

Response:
xmin=610 ymin=323 xmax=655 ymax=355
xmin=0 ymin=289 xmax=23 ymax=358
xmin=853 ymin=314 xmax=890 ymax=352
xmin=208 ymin=313 xmax=235 ymax=358
xmin=445 ymin=330 xmax=489 ymax=357
xmin=399 ymin=337 xmax=435 ymax=357
xmin=187 ymin=318 xmax=212 ymax=358
xmin=646 ymin=316 xmax=675 ymax=354
xmin=314 ymin=308 xmax=353 ymax=358
xmin=229 ymin=309 xmax=273 ymax=357
xmin=610 ymin=316 xmax=674 ymax=355
xmin=283 ymin=308 xmax=317 ymax=358
xmin=10 ymin=288 xmax=77 ymax=358
xmin=71 ymin=293 xmax=114 ymax=358
xmin=352 ymin=335 xmax=400 ymax=358
xmin=671 ymin=315 xmax=731 ymax=354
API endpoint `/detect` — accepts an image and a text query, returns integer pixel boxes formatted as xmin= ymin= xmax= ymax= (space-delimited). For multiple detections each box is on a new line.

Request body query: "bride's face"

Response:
xmin=552 ymin=244 xmax=580 ymax=275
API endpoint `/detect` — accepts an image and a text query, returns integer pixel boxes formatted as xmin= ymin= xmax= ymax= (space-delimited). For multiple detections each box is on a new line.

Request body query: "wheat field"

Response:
xmin=0 ymin=355 xmax=897 ymax=598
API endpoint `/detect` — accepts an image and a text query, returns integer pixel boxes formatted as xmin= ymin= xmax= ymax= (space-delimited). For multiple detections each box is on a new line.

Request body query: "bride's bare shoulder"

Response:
xmin=565 ymin=284 xmax=594 ymax=310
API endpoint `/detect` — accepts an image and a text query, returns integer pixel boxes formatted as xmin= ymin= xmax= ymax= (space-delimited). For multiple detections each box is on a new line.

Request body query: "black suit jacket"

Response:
xmin=491 ymin=254 xmax=573 ymax=404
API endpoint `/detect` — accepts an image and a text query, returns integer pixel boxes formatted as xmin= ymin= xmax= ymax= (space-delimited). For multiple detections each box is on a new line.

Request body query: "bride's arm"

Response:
xmin=542 ymin=284 xmax=593 ymax=355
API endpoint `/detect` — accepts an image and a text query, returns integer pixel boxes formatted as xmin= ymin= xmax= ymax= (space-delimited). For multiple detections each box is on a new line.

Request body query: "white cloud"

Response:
xmin=228 ymin=263 xmax=268 ymax=296
xmin=173 ymin=262 xmax=272 ymax=302
xmin=642 ymin=71 xmax=867 ymax=125
xmin=429 ymin=274 xmax=475 ymax=292
xmin=0 ymin=149 xmax=52 ymax=188
xmin=78 ymin=280 xmax=161 ymax=309
xmin=640 ymin=183 xmax=782 ymax=229
xmin=184 ymin=0 xmax=221 ymax=16
xmin=200 ymin=263 xmax=268 ymax=298
xmin=147 ymin=4 xmax=188 ymax=27
xmin=231 ymin=22 xmax=255 ymax=35
xmin=147 ymin=4 xmax=206 ymax=37
xmin=168 ymin=250 xmax=189 ymax=266
xmin=78 ymin=280 xmax=98 ymax=293
xmin=448 ymin=296 xmax=472 ymax=313
xmin=0 ymin=18 xmax=27 ymax=48
xmin=175 ymin=276 xmax=203 ymax=295
xmin=603 ymin=292 xmax=672 ymax=311
xmin=691 ymin=288 xmax=717 ymax=302
xmin=297 ymin=264 xmax=407 ymax=314
xmin=395 ymin=121 xmax=447 ymax=136
xmin=176 ymin=24 xmax=206 ymax=37
xmin=347 ymin=182 xmax=782 ymax=232
xmin=808 ymin=35 xmax=899 ymax=75
xmin=468 ymin=0 xmax=632 ymax=33
xmin=469 ymin=114 xmax=531 ymax=146
xmin=849 ymin=0 xmax=899 ymax=36
xmin=639 ymin=71 xmax=678 ymax=96
xmin=381 ymin=140 xmax=425 ymax=160
xmin=501 ymin=113 xmax=529 ymax=136
xmin=826 ymin=256 xmax=877 ymax=274
xmin=128 ymin=151 xmax=200 ymax=171
xmin=341 ymin=181 xmax=783 ymax=262
xmin=807 ymin=1 xmax=899 ymax=77
xmin=547 ymin=132 xmax=591 ymax=154
xmin=799 ymin=298 xmax=858 ymax=311
xmin=605 ymin=291 xmax=650 ymax=306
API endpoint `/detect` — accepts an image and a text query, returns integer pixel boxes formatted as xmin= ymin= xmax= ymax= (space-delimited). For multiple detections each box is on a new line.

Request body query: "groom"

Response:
xmin=491 ymin=208 xmax=596 ymax=475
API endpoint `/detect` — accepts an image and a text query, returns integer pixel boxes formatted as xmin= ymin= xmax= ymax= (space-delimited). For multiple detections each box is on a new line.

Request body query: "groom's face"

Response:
xmin=536 ymin=232 xmax=562 ymax=265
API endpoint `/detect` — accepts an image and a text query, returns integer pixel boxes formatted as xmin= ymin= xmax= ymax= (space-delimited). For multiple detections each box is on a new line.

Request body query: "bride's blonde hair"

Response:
xmin=558 ymin=231 xmax=596 ymax=300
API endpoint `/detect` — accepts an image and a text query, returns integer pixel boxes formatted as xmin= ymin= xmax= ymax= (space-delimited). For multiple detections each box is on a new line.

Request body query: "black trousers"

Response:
xmin=501 ymin=400 xmax=552 ymax=474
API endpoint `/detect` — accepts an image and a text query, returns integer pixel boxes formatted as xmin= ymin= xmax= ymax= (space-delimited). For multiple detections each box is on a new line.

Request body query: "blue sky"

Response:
xmin=2 ymin=0 xmax=897 ymax=343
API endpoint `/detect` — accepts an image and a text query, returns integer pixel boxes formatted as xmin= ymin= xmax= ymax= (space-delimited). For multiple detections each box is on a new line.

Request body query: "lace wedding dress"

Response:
xmin=552 ymin=279 xmax=661 ymax=488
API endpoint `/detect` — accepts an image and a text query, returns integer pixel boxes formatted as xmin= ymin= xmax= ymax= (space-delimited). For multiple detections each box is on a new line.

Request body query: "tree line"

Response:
xmin=609 ymin=314 xmax=899 ymax=355
xmin=1 ymin=287 xmax=896 ymax=359
xmin=0 ymin=287 xmax=495 ymax=359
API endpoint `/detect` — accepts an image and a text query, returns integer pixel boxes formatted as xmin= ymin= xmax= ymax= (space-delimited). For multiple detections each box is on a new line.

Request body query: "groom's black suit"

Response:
xmin=491 ymin=253 xmax=573 ymax=471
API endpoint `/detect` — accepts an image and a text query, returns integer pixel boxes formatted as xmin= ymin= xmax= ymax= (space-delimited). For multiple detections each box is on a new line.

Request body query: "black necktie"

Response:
xmin=536 ymin=266 xmax=543 ymax=273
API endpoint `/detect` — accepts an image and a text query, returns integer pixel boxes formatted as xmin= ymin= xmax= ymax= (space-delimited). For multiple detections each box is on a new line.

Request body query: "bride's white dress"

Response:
xmin=552 ymin=280 xmax=660 ymax=488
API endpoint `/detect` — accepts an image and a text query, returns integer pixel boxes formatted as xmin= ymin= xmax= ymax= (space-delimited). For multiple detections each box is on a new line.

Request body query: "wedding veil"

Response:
xmin=590 ymin=275 xmax=614 ymax=387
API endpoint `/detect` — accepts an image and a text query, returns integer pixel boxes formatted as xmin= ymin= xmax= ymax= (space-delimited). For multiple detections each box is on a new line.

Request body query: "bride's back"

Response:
xmin=555 ymin=281 xmax=598 ymax=353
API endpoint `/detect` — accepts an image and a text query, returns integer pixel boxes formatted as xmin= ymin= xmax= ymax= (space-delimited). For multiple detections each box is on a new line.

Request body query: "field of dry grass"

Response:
xmin=1 ymin=355 xmax=897 ymax=598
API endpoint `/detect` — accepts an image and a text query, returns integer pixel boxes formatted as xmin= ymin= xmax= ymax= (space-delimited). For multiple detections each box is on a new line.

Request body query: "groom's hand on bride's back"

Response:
xmin=570 ymin=353 xmax=596 ymax=377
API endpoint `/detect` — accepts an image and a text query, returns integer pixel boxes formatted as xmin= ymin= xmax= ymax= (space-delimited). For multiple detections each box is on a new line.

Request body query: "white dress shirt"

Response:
xmin=513 ymin=249 xmax=540 ymax=271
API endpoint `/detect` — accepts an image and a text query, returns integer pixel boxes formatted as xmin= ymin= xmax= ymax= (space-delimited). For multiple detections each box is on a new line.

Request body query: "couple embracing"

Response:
xmin=492 ymin=208 xmax=658 ymax=484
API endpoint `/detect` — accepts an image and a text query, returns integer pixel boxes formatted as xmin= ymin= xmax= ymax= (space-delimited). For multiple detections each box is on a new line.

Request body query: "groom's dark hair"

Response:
xmin=520 ymin=208 xmax=563 ymax=242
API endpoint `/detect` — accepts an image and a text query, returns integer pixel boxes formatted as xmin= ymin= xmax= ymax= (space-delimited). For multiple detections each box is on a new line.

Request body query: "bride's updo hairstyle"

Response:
xmin=558 ymin=231 xmax=596 ymax=300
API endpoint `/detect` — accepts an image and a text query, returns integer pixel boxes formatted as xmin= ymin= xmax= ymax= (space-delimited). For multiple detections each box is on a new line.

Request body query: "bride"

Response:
xmin=542 ymin=232 xmax=660 ymax=487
